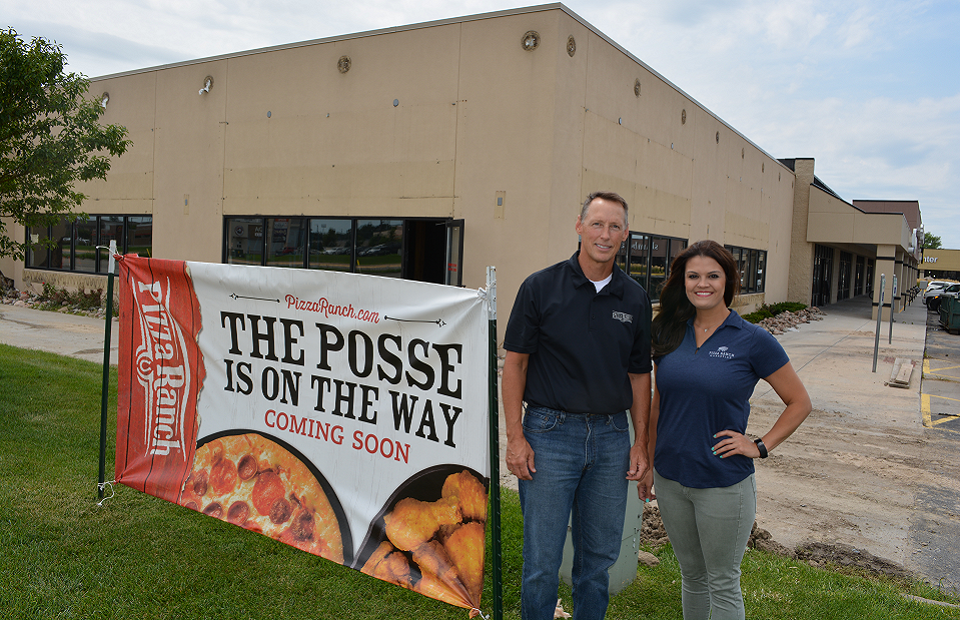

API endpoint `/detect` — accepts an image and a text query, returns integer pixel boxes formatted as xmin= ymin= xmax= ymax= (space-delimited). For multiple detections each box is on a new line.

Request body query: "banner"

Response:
xmin=116 ymin=256 xmax=490 ymax=612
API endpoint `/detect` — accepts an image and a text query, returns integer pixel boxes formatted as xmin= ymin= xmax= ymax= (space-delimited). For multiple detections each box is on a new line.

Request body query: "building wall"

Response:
xmin=7 ymin=6 xmax=803 ymax=333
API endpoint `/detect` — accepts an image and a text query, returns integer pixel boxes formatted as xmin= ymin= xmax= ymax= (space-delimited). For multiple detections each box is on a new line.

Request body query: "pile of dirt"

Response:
xmin=639 ymin=504 xmax=670 ymax=548
xmin=639 ymin=504 xmax=787 ymax=554
xmin=795 ymin=542 xmax=915 ymax=580
xmin=639 ymin=504 xmax=914 ymax=582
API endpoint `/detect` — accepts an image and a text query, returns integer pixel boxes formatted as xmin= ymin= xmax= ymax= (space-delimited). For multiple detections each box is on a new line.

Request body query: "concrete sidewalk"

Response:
xmin=747 ymin=295 xmax=960 ymax=591
xmin=0 ymin=302 xmax=118 ymax=365
xmin=755 ymin=295 xmax=928 ymax=429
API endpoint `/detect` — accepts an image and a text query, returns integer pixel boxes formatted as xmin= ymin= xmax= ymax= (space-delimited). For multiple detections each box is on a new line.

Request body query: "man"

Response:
xmin=502 ymin=191 xmax=653 ymax=620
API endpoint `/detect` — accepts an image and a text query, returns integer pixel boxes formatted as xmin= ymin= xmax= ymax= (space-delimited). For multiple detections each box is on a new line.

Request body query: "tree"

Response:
xmin=923 ymin=232 xmax=942 ymax=250
xmin=0 ymin=28 xmax=130 ymax=260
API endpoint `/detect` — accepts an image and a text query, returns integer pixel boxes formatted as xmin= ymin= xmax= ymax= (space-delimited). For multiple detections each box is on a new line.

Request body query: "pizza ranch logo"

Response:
xmin=709 ymin=345 xmax=736 ymax=360
xmin=284 ymin=294 xmax=380 ymax=324
xmin=133 ymin=279 xmax=192 ymax=456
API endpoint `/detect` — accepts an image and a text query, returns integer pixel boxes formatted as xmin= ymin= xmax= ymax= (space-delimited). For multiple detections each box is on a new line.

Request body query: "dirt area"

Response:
xmin=499 ymin=305 xmax=960 ymax=590
xmin=638 ymin=504 xmax=914 ymax=582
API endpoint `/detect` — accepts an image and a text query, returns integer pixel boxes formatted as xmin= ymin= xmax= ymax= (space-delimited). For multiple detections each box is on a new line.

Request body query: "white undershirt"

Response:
xmin=591 ymin=273 xmax=613 ymax=293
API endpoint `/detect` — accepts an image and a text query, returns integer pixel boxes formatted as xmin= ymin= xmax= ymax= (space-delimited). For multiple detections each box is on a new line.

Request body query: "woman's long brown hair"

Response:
xmin=651 ymin=240 xmax=741 ymax=358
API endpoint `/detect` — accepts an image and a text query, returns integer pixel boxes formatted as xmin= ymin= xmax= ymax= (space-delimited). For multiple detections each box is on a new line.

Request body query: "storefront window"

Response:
xmin=356 ymin=219 xmax=403 ymax=278
xmin=74 ymin=218 xmax=98 ymax=273
xmin=226 ymin=218 xmax=265 ymax=266
xmin=126 ymin=217 xmax=153 ymax=257
xmin=725 ymin=245 xmax=768 ymax=294
xmin=617 ymin=233 xmax=687 ymax=301
xmin=98 ymin=216 xmax=123 ymax=273
xmin=308 ymin=219 xmax=353 ymax=272
xmin=26 ymin=222 xmax=54 ymax=269
xmin=26 ymin=215 xmax=153 ymax=273
xmin=265 ymin=218 xmax=306 ymax=268
xmin=224 ymin=216 xmax=438 ymax=282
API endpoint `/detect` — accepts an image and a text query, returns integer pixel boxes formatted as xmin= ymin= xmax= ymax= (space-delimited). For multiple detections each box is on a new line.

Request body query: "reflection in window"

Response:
xmin=74 ymin=218 xmax=98 ymax=273
xmin=50 ymin=219 xmax=70 ymax=269
xmin=226 ymin=218 xmax=265 ymax=266
xmin=356 ymin=219 xmax=402 ymax=278
xmin=98 ymin=216 xmax=123 ymax=273
xmin=725 ymin=245 xmax=767 ymax=294
xmin=617 ymin=233 xmax=687 ymax=301
xmin=26 ymin=223 xmax=54 ymax=269
xmin=126 ymin=217 xmax=153 ymax=257
xmin=309 ymin=219 xmax=353 ymax=272
xmin=223 ymin=216 xmax=420 ymax=281
xmin=266 ymin=218 xmax=306 ymax=267
xmin=26 ymin=215 xmax=153 ymax=273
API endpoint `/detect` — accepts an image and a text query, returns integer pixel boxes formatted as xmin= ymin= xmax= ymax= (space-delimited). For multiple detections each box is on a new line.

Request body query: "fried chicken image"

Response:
xmin=365 ymin=470 xmax=488 ymax=612
xmin=442 ymin=470 xmax=487 ymax=523
xmin=362 ymin=540 xmax=415 ymax=589
xmin=383 ymin=496 xmax=461 ymax=551
xmin=412 ymin=539 xmax=472 ymax=604
xmin=443 ymin=522 xmax=485 ymax=605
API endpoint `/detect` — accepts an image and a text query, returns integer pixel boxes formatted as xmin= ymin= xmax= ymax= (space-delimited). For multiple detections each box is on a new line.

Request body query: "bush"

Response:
xmin=35 ymin=282 xmax=115 ymax=313
xmin=742 ymin=301 xmax=808 ymax=324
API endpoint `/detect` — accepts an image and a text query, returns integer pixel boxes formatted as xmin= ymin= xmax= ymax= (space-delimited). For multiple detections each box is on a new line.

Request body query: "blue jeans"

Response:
xmin=518 ymin=407 xmax=631 ymax=620
xmin=654 ymin=470 xmax=756 ymax=620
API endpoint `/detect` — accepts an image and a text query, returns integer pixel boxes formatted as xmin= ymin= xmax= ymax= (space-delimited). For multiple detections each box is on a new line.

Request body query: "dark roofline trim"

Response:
xmin=90 ymin=3 xmax=793 ymax=176
xmin=809 ymin=185 xmax=904 ymax=218
xmin=853 ymin=199 xmax=921 ymax=204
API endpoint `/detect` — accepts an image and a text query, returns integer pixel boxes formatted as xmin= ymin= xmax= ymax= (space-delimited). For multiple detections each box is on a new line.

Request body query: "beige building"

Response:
xmin=1 ymin=3 xmax=922 ymax=330
xmin=920 ymin=249 xmax=960 ymax=281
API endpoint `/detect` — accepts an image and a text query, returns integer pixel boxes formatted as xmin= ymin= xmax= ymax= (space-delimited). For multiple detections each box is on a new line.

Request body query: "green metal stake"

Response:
xmin=486 ymin=266 xmax=503 ymax=620
xmin=97 ymin=240 xmax=117 ymax=500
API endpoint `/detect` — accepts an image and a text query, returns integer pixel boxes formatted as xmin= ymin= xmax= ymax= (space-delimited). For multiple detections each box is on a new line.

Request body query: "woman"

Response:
xmin=638 ymin=240 xmax=811 ymax=620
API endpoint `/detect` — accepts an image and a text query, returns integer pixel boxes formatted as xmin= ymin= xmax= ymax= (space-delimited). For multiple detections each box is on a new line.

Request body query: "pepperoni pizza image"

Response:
xmin=180 ymin=432 xmax=345 ymax=564
xmin=361 ymin=468 xmax=487 ymax=611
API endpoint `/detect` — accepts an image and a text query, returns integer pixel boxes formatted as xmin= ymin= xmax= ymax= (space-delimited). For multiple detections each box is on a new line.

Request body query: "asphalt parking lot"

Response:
xmin=922 ymin=303 xmax=960 ymax=431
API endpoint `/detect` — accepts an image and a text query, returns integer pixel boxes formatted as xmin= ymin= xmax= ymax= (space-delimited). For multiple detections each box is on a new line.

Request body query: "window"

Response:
xmin=224 ymin=216 xmax=444 ymax=284
xmin=616 ymin=233 xmax=687 ymax=301
xmin=726 ymin=245 xmax=767 ymax=294
xmin=356 ymin=219 xmax=403 ymax=278
xmin=855 ymin=255 xmax=865 ymax=296
xmin=226 ymin=218 xmax=265 ymax=266
xmin=26 ymin=215 xmax=153 ymax=273
xmin=308 ymin=219 xmax=353 ymax=272
xmin=812 ymin=244 xmax=833 ymax=307
xmin=838 ymin=251 xmax=852 ymax=300
xmin=265 ymin=218 xmax=307 ymax=268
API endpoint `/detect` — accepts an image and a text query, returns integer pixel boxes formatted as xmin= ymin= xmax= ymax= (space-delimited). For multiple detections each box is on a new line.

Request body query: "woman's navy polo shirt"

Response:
xmin=653 ymin=310 xmax=789 ymax=488
xmin=504 ymin=252 xmax=652 ymax=414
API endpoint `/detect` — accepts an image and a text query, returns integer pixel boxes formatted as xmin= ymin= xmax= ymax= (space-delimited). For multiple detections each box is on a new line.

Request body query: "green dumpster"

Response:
xmin=939 ymin=295 xmax=960 ymax=334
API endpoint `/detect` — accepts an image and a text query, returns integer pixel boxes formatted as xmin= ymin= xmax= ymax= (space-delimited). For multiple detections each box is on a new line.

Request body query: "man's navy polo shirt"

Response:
xmin=504 ymin=252 xmax=652 ymax=414
xmin=653 ymin=310 xmax=789 ymax=488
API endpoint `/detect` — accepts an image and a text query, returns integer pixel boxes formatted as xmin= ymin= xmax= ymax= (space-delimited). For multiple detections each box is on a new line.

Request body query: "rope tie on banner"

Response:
xmin=96 ymin=480 xmax=116 ymax=508
xmin=471 ymin=608 xmax=490 ymax=620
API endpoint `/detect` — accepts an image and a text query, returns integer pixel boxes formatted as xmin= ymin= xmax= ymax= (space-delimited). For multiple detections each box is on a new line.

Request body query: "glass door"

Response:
xmin=445 ymin=220 xmax=464 ymax=286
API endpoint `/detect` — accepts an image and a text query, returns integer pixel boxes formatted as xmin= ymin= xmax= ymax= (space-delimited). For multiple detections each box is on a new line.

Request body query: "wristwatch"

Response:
xmin=754 ymin=438 xmax=768 ymax=458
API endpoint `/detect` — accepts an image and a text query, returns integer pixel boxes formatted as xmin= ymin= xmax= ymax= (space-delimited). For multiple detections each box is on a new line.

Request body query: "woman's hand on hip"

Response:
xmin=711 ymin=430 xmax=762 ymax=459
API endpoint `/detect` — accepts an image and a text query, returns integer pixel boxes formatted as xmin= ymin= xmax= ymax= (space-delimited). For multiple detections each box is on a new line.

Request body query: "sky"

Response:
xmin=7 ymin=0 xmax=959 ymax=248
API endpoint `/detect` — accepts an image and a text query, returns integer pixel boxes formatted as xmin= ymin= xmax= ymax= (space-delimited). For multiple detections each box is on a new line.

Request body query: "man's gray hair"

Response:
xmin=580 ymin=191 xmax=629 ymax=226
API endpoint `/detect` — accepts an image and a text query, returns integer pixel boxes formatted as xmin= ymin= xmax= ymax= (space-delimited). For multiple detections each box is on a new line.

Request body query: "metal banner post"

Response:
xmin=873 ymin=274 xmax=885 ymax=373
xmin=889 ymin=275 xmax=897 ymax=344
xmin=485 ymin=266 xmax=503 ymax=620
xmin=97 ymin=240 xmax=118 ymax=500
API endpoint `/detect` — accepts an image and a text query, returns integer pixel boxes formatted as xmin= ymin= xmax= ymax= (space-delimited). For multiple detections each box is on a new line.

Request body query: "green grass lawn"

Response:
xmin=1 ymin=343 xmax=958 ymax=619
